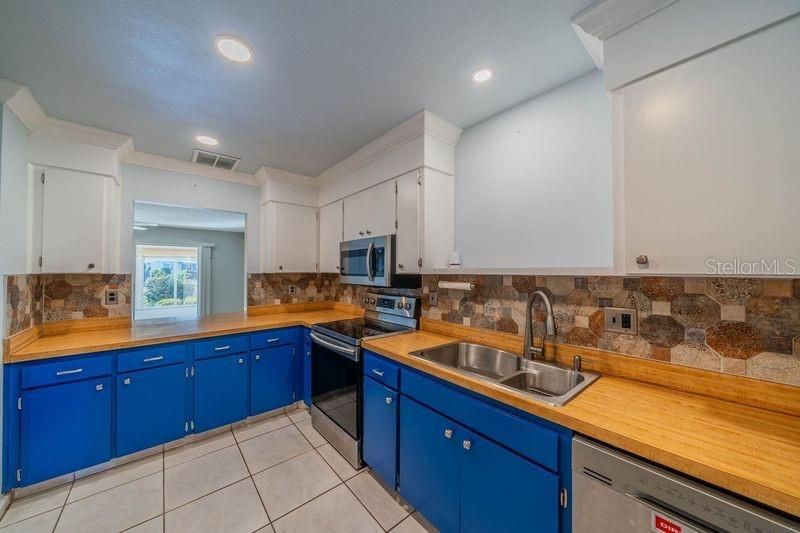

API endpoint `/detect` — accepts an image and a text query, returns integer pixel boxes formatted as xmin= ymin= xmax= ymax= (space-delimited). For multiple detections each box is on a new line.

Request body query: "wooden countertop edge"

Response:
xmin=361 ymin=337 xmax=800 ymax=516
xmin=4 ymin=307 xmax=362 ymax=363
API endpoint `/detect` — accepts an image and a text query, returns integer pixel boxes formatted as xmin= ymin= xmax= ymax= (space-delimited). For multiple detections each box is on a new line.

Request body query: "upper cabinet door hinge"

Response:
xmin=417 ymin=169 xmax=422 ymax=185
xmin=40 ymin=172 xmax=45 ymax=184
xmin=38 ymin=256 xmax=43 ymax=268
xmin=417 ymin=258 xmax=423 ymax=268
xmin=395 ymin=181 xmax=398 ymax=193
xmin=17 ymin=397 xmax=22 ymax=410
xmin=16 ymin=469 xmax=21 ymax=482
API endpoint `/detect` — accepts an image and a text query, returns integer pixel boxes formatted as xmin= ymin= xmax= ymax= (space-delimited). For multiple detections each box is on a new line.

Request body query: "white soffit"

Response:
xmin=571 ymin=0 xmax=679 ymax=40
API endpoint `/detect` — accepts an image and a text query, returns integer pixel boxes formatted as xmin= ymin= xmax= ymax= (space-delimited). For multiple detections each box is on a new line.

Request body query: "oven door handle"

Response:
xmin=310 ymin=332 xmax=359 ymax=362
xmin=366 ymin=241 xmax=375 ymax=282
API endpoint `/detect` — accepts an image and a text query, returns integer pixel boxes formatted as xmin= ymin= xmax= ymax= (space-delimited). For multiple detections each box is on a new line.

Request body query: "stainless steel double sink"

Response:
xmin=408 ymin=342 xmax=599 ymax=406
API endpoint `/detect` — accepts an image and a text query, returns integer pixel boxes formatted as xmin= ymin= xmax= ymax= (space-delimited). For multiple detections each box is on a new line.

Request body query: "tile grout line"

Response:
xmin=162 ymin=449 xmax=166 ymax=532
xmin=50 ymin=478 xmax=74 ymax=533
xmin=233 ymin=428 xmax=273 ymax=527
xmin=341 ymin=475 xmax=394 ymax=533
xmin=59 ymin=454 xmax=164 ymax=506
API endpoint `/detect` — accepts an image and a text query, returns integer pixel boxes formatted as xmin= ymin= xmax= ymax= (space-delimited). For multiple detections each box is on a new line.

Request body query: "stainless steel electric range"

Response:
xmin=309 ymin=292 xmax=418 ymax=468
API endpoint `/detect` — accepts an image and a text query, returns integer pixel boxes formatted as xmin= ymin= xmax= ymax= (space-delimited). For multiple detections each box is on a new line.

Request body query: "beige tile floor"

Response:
xmin=0 ymin=407 xmax=435 ymax=533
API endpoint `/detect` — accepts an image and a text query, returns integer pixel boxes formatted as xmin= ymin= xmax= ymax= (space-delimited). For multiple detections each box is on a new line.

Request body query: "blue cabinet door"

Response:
xmin=194 ymin=354 xmax=248 ymax=432
xmin=117 ymin=364 xmax=188 ymax=456
xmin=399 ymin=398 xmax=461 ymax=533
xmin=21 ymin=377 xmax=112 ymax=485
xmin=250 ymin=344 xmax=295 ymax=415
xmin=363 ymin=377 xmax=398 ymax=488
xmin=460 ymin=430 xmax=560 ymax=533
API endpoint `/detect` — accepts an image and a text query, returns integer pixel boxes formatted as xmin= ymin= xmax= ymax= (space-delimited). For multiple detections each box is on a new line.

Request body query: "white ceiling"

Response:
xmin=134 ymin=202 xmax=246 ymax=233
xmin=0 ymin=0 xmax=596 ymax=176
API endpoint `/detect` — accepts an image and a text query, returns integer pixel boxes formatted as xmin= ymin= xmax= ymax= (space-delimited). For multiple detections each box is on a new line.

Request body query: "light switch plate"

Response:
xmin=429 ymin=291 xmax=438 ymax=307
xmin=604 ymin=307 xmax=638 ymax=334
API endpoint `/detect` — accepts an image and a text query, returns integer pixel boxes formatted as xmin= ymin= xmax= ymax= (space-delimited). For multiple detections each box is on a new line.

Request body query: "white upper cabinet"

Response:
xmin=621 ymin=17 xmax=800 ymax=275
xmin=319 ymin=200 xmax=343 ymax=273
xmin=342 ymin=179 xmax=396 ymax=240
xmin=395 ymin=170 xmax=421 ymax=274
xmin=263 ymin=202 xmax=318 ymax=273
xmin=37 ymin=167 xmax=119 ymax=273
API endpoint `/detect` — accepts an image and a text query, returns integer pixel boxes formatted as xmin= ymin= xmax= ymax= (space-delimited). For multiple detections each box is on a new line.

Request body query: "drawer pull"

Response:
xmin=215 ymin=345 xmax=231 ymax=351
xmin=142 ymin=356 xmax=164 ymax=363
xmin=267 ymin=338 xmax=280 ymax=343
xmin=371 ymin=369 xmax=384 ymax=377
xmin=56 ymin=368 xmax=83 ymax=376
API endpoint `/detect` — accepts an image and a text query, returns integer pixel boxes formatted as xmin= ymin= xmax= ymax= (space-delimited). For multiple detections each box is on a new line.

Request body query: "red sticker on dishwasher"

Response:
xmin=651 ymin=512 xmax=699 ymax=533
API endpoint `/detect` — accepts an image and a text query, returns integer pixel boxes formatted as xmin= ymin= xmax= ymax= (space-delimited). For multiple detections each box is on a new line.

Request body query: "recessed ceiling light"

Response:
xmin=471 ymin=68 xmax=494 ymax=83
xmin=195 ymin=135 xmax=219 ymax=146
xmin=214 ymin=35 xmax=254 ymax=63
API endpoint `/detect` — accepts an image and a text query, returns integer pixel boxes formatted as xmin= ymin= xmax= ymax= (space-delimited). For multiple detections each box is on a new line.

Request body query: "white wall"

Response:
xmin=454 ymin=70 xmax=613 ymax=269
xmin=134 ymin=226 xmax=245 ymax=314
xmin=121 ymin=164 xmax=260 ymax=273
xmin=603 ymin=0 xmax=800 ymax=90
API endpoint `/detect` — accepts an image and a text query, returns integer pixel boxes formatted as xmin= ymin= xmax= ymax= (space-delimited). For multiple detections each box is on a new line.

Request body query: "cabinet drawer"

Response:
xmin=21 ymin=354 xmax=113 ymax=389
xmin=364 ymin=352 xmax=399 ymax=390
xmin=117 ymin=343 xmax=187 ymax=373
xmin=251 ymin=328 xmax=295 ymax=350
xmin=401 ymin=369 xmax=559 ymax=472
xmin=193 ymin=335 xmax=249 ymax=360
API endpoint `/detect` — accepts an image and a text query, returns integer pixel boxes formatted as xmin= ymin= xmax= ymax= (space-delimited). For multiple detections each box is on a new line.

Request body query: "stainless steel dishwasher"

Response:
xmin=572 ymin=436 xmax=799 ymax=533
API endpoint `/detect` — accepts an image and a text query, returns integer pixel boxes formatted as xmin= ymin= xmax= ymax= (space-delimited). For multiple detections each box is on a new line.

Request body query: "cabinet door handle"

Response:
xmin=238 ymin=358 xmax=245 ymax=365
xmin=385 ymin=396 xmax=393 ymax=405
xmin=123 ymin=378 xmax=132 ymax=385
xmin=142 ymin=356 xmax=164 ymax=363
xmin=254 ymin=354 xmax=261 ymax=361
xmin=371 ymin=369 xmax=384 ymax=377
xmin=444 ymin=428 xmax=453 ymax=439
xmin=95 ymin=384 xmax=104 ymax=391
xmin=56 ymin=368 xmax=83 ymax=376
xmin=215 ymin=345 xmax=231 ymax=351
xmin=462 ymin=440 xmax=472 ymax=451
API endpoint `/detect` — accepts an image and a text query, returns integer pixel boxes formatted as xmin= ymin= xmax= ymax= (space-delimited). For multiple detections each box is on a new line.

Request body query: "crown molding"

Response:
xmin=1 ymin=82 xmax=47 ymax=131
xmin=571 ymin=0 xmax=678 ymax=40
xmin=123 ymin=150 xmax=259 ymax=186
xmin=423 ymin=110 xmax=463 ymax=147
xmin=254 ymin=166 xmax=316 ymax=187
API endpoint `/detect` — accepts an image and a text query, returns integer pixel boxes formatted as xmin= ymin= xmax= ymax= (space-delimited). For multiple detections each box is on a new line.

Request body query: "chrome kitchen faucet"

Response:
xmin=523 ymin=290 xmax=556 ymax=360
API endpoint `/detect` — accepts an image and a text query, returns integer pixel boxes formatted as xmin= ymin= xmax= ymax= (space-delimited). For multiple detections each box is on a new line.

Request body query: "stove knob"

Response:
xmin=404 ymin=303 xmax=411 ymax=310
xmin=396 ymin=302 xmax=403 ymax=309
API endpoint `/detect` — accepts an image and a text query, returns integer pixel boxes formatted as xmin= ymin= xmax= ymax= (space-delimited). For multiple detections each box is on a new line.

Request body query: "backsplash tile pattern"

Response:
xmin=423 ymin=274 xmax=800 ymax=386
xmin=4 ymin=274 xmax=44 ymax=336
xmin=43 ymin=274 xmax=132 ymax=321
xmin=247 ymin=273 xmax=339 ymax=306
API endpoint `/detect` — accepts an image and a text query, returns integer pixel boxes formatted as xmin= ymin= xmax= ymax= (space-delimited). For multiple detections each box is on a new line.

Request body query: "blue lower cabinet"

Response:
xmin=193 ymin=353 xmax=248 ymax=432
xmin=250 ymin=345 xmax=295 ymax=415
xmin=20 ymin=377 xmax=112 ymax=485
xmin=116 ymin=364 xmax=188 ymax=456
xmin=399 ymin=397 xmax=462 ymax=533
xmin=460 ymin=430 xmax=559 ymax=533
xmin=363 ymin=377 xmax=398 ymax=488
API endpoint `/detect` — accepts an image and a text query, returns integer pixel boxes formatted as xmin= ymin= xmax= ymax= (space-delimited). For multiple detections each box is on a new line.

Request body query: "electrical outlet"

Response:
xmin=429 ymin=291 xmax=438 ymax=307
xmin=604 ymin=307 xmax=637 ymax=334
xmin=105 ymin=290 xmax=119 ymax=306
xmin=288 ymin=285 xmax=297 ymax=295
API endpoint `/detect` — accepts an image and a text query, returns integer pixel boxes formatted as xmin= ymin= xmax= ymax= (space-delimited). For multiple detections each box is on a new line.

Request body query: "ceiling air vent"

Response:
xmin=191 ymin=149 xmax=241 ymax=171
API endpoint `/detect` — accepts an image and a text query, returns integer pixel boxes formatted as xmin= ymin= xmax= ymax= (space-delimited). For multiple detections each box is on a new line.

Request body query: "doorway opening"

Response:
xmin=134 ymin=245 xmax=199 ymax=320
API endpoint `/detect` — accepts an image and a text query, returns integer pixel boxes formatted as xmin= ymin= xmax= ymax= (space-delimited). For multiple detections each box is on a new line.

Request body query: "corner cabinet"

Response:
xmin=318 ymin=200 xmax=343 ymax=273
xmin=3 ymin=327 xmax=305 ymax=491
xmin=362 ymin=351 xmax=571 ymax=533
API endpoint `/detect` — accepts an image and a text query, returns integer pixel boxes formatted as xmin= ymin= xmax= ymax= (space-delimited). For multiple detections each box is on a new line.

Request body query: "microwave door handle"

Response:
xmin=366 ymin=241 xmax=375 ymax=281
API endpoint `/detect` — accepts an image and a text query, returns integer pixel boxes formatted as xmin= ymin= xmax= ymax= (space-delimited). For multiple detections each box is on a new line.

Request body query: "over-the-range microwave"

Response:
xmin=339 ymin=234 xmax=421 ymax=288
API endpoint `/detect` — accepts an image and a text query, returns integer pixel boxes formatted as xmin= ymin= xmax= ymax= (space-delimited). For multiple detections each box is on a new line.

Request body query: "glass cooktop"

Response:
xmin=312 ymin=318 xmax=410 ymax=345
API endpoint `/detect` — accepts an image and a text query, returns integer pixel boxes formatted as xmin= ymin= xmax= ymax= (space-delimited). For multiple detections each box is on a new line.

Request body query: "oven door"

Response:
xmin=339 ymin=236 xmax=391 ymax=287
xmin=309 ymin=331 xmax=362 ymax=444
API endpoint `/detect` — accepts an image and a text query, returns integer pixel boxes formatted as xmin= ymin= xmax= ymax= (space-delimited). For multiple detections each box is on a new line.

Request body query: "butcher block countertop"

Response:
xmin=5 ymin=309 xmax=361 ymax=363
xmin=362 ymin=330 xmax=800 ymax=517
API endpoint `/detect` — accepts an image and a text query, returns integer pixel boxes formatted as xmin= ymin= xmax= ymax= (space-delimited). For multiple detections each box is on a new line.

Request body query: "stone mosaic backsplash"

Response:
xmin=422 ymin=275 xmax=800 ymax=386
xmin=42 ymin=274 xmax=131 ymax=321
xmin=4 ymin=274 xmax=44 ymax=337
xmin=247 ymin=273 xmax=420 ymax=307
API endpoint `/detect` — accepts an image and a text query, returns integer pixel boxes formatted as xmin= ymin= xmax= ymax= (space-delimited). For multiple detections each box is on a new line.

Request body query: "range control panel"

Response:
xmin=363 ymin=292 xmax=417 ymax=318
